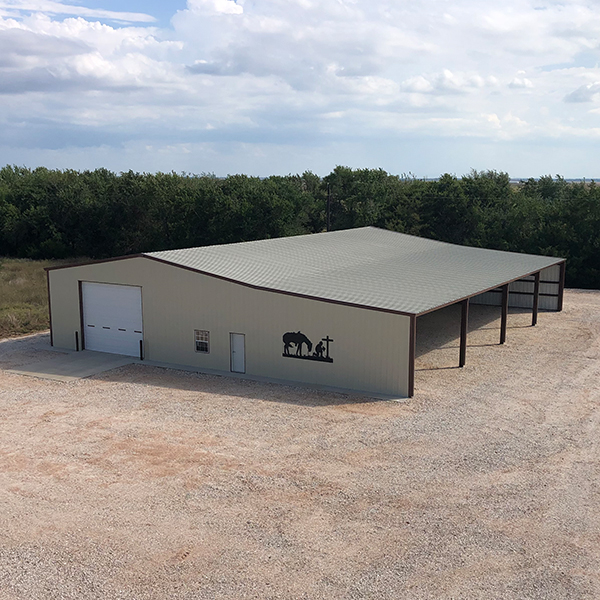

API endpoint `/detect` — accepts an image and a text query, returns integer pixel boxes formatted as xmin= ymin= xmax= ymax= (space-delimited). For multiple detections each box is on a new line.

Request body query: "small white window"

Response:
xmin=195 ymin=330 xmax=210 ymax=353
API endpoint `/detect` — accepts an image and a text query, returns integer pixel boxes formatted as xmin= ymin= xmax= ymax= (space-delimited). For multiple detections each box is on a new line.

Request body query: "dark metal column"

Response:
xmin=459 ymin=298 xmax=469 ymax=367
xmin=532 ymin=271 xmax=540 ymax=326
xmin=46 ymin=269 xmax=53 ymax=347
xmin=558 ymin=261 xmax=566 ymax=311
xmin=408 ymin=315 xmax=416 ymax=398
xmin=500 ymin=284 xmax=509 ymax=344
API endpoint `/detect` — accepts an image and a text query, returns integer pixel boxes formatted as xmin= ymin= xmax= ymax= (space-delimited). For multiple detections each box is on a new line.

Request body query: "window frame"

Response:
xmin=194 ymin=329 xmax=210 ymax=354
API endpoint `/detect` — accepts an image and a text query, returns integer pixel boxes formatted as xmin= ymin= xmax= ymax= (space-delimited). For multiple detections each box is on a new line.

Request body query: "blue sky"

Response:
xmin=1 ymin=0 xmax=600 ymax=178
xmin=71 ymin=0 xmax=187 ymax=27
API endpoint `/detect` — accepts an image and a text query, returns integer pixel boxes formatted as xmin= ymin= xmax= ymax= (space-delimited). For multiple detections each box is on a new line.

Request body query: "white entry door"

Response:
xmin=230 ymin=333 xmax=245 ymax=373
xmin=82 ymin=282 xmax=143 ymax=357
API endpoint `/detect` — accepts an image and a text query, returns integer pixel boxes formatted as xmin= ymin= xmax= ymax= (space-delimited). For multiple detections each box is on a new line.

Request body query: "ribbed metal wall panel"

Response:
xmin=471 ymin=265 xmax=561 ymax=310
xmin=48 ymin=257 xmax=412 ymax=397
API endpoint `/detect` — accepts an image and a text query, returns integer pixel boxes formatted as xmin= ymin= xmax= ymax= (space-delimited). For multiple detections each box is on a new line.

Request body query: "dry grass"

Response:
xmin=0 ymin=257 xmax=87 ymax=338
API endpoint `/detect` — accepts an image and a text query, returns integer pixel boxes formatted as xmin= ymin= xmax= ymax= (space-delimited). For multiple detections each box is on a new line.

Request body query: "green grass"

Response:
xmin=0 ymin=257 xmax=87 ymax=339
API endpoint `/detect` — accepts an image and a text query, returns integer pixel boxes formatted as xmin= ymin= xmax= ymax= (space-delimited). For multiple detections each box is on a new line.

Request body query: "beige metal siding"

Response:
xmin=49 ymin=257 xmax=411 ymax=397
xmin=470 ymin=265 xmax=561 ymax=311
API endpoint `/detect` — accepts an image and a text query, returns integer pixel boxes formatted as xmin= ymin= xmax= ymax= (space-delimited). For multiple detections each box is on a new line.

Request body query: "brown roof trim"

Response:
xmin=45 ymin=252 xmax=415 ymax=317
xmin=44 ymin=254 xmax=145 ymax=271
xmin=45 ymin=252 xmax=566 ymax=319
xmin=415 ymin=259 xmax=567 ymax=316
xmin=142 ymin=255 xmax=417 ymax=317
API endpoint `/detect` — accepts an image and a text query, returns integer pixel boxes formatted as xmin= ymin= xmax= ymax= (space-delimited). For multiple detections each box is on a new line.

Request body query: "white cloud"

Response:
xmin=564 ymin=81 xmax=600 ymax=102
xmin=402 ymin=70 xmax=495 ymax=96
xmin=2 ymin=0 xmax=600 ymax=176
xmin=187 ymin=0 xmax=243 ymax=15
xmin=0 ymin=0 xmax=155 ymax=22
xmin=509 ymin=77 xmax=533 ymax=89
xmin=0 ymin=11 xmax=184 ymax=95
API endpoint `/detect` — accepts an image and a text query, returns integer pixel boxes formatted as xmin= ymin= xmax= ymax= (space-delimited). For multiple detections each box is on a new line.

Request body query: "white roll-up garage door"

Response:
xmin=82 ymin=282 xmax=143 ymax=357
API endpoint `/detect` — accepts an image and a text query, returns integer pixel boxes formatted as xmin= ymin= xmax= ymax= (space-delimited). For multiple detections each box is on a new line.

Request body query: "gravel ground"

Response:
xmin=0 ymin=289 xmax=599 ymax=599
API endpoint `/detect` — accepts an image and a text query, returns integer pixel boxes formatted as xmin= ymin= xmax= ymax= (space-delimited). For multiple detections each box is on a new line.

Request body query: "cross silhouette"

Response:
xmin=322 ymin=336 xmax=334 ymax=359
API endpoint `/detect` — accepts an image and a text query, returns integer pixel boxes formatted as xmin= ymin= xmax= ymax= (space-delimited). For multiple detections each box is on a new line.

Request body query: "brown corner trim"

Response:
xmin=558 ymin=260 xmax=566 ymax=311
xmin=46 ymin=270 xmax=53 ymax=346
xmin=78 ymin=281 xmax=85 ymax=350
xmin=408 ymin=315 xmax=416 ymax=398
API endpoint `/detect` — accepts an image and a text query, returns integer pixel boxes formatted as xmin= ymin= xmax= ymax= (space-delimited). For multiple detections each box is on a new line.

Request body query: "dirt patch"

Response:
xmin=0 ymin=290 xmax=599 ymax=599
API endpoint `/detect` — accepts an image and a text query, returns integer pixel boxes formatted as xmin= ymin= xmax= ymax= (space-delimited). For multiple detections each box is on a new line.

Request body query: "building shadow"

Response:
xmin=1 ymin=333 xmax=391 ymax=407
xmin=416 ymin=303 xmax=533 ymax=371
xmin=90 ymin=363 xmax=390 ymax=408
xmin=0 ymin=305 xmax=536 ymax=406
xmin=415 ymin=365 xmax=458 ymax=372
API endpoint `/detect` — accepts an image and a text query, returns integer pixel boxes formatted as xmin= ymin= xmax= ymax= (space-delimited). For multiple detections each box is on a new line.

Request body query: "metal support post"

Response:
xmin=532 ymin=271 xmax=540 ymax=326
xmin=500 ymin=284 xmax=509 ymax=344
xmin=460 ymin=298 xmax=469 ymax=367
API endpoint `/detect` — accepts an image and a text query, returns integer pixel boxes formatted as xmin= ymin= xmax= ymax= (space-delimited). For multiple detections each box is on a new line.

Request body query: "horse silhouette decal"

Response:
xmin=282 ymin=331 xmax=333 ymax=363
xmin=283 ymin=331 xmax=312 ymax=356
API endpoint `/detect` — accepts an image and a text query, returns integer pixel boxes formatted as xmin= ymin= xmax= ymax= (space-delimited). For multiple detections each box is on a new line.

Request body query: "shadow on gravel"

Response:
xmin=92 ymin=363 xmax=386 ymax=408
xmin=0 ymin=333 xmax=386 ymax=407
xmin=416 ymin=304 xmax=534 ymax=370
xmin=0 ymin=305 xmax=538 ymax=406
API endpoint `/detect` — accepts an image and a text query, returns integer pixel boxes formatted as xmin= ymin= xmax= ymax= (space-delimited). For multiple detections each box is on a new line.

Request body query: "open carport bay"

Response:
xmin=0 ymin=289 xmax=599 ymax=599
xmin=415 ymin=301 xmax=533 ymax=371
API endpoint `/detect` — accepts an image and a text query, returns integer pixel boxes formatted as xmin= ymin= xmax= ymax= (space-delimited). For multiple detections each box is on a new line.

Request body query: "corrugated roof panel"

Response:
xmin=145 ymin=227 xmax=563 ymax=315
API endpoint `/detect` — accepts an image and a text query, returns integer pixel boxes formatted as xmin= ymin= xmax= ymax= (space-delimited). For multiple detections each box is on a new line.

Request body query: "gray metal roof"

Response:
xmin=145 ymin=227 xmax=563 ymax=316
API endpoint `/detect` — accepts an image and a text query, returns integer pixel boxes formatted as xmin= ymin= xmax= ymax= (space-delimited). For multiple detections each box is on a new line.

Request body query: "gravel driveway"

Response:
xmin=0 ymin=290 xmax=599 ymax=599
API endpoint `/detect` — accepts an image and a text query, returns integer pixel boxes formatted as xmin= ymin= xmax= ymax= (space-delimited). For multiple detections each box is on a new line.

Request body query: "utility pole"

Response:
xmin=327 ymin=183 xmax=331 ymax=232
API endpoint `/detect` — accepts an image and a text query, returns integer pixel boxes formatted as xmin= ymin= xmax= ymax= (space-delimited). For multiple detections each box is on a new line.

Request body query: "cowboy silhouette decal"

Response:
xmin=282 ymin=331 xmax=333 ymax=363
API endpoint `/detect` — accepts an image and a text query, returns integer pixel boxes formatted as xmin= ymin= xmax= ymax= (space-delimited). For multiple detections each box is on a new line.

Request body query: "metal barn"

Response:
xmin=46 ymin=227 xmax=565 ymax=398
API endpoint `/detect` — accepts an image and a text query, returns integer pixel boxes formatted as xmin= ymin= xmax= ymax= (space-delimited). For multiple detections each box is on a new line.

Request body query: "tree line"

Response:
xmin=0 ymin=165 xmax=598 ymax=289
